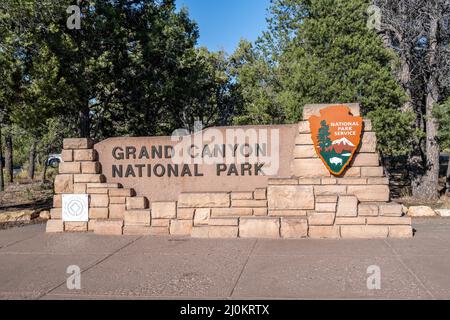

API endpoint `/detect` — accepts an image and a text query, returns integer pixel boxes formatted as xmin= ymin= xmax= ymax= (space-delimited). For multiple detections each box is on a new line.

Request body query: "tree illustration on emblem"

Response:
xmin=318 ymin=120 xmax=332 ymax=152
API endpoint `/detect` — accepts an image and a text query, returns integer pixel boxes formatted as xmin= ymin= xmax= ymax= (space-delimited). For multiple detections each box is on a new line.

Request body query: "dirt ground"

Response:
xmin=0 ymin=182 xmax=53 ymax=230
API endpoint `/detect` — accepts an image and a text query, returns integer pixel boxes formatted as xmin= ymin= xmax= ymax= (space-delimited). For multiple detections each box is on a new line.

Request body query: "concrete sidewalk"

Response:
xmin=0 ymin=218 xmax=449 ymax=299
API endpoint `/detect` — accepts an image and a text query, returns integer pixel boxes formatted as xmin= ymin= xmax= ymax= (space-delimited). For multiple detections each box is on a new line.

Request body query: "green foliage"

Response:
xmin=368 ymin=107 xmax=419 ymax=156
xmin=231 ymin=39 xmax=286 ymax=125
xmin=433 ymin=99 xmax=450 ymax=152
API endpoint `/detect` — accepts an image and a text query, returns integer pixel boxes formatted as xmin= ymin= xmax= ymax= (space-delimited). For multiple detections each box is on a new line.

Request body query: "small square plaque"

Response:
xmin=62 ymin=194 xmax=89 ymax=222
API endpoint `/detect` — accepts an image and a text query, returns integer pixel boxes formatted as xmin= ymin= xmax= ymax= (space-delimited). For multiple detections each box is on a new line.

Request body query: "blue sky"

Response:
xmin=176 ymin=0 xmax=271 ymax=54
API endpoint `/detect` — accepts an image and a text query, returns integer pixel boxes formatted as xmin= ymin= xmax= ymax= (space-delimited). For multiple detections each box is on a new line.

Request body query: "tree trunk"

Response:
xmin=4 ymin=129 xmax=13 ymax=183
xmin=446 ymin=156 xmax=450 ymax=196
xmin=40 ymin=157 xmax=48 ymax=184
xmin=411 ymin=16 xmax=440 ymax=201
xmin=28 ymin=140 xmax=37 ymax=181
xmin=79 ymin=103 xmax=90 ymax=138
xmin=0 ymin=124 xmax=4 ymax=192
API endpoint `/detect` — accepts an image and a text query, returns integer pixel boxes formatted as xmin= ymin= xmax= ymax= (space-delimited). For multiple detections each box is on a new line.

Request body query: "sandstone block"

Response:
xmin=63 ymin=138 xmax=94 ymax=150
xmin=149 ymin=227 xmax=170 ymax=236
xmin=50 ymin=208 xmax=62 ymax=219
xmin=53 ymin=195 xmax=62 ymax=208
xmin=436 ymin=209 xmax=450 ymax=217
xmin=368 ymin=178 xmax=389 ymax=185
xmin=280 ymin=218 xmax=308 ymax=239
xmin=361 ymin=167 xmax=384 ymax=177
xmin=88 ymin=220 xmax=96 ymax=232
xmin=65 ymin=222 xmax=88 ymax=232
xmin=126 ymin=197 xmax=148 ymax=210
xmin=61 ymin=149 xmax=73 ymax=162
xmin=239 ymin=218 xmax=280 ymax=238
xmin=316 ymin=196 xmax=338 ymax=203
xmin=268 ymin=185 xmax=314 ymax=210
xmin=254 ymin=188 xmax=267 ymax=200
xmin=298 ymin=178 xmax=322 ymax=185
xmin=294 ymin=145 xmax=317 ymax=158
xmin=379 ymin=203 xmax=403 ymax=217
xmin=358 ymin=204 xmax=379 ymax=216
xmin=407 ymin=206 xmax=437 ymax=217
xmin=110 ymin=197 xmax=126 ymax=204
xmin=88 ymin=183 xmax=120 ymax=189
xmin=366 ymin=217 xmax=411 ymax=225
xmin=89 ymin=208 xmax=109 ymax=219
xmin=86 ymin=187 xmax=109 ymax=194
xmin=342 ymin=167 xmax=361 ymax=177
xmin=360 ymin=132 xmax=377 ymax=153
xmin=253 ymin=208 xmax=268 ymax=216
xmin=231 ymin=192 xmax=253 ymax=200
xmin=335 ymin=217 xmax=367 ymax=225
xmin=208 ymin=226 xmax=238 ymax=238
xmin=268 ymin=177 xmax=299 ymax=185
xmin=321 ymin=178 xmax=336 ymax=185
xmin=178 ymin=193 xmax=230 ymax=208
xmin=109 ymin=188 xmax=134 ymax=197
xmin=314 ymin=185 xmax=347 ymax=196
xmin=46 ymin=220 xmax=64 ymax=233
xmin=352 ymin=153 xmax=380 ymax=167
xmin=232 ymin=200 xmax=268 ymax=208
xmin=298 ymin=121 xmax=311 ymax=133
xmin=295 ymin=134 xmax=313 ymax=145
xmin=73 ymin=149 xmax=97 ymax=161
xmin=268 ymin=210 xmax=307 ymax=217
xmin=39 ymin=210 xmax=50 ymax=220
xmin=208 ymin=218 xmax=239 ymax=226
xmin=152 ymin=219 xmax=170 ymax=227
xmin=194 ymin=208 xmax=210 ymax=226
xmin=54 ymin=174 xmax=74 ymax=194
xmin=303 ymin=103 xmax=360 ymax=119
xmin=315 ymin=202 xmax=337 ymax=212
xmin=337 ymin=196 xmax=358 ymax=217
xmin=347 ymin=185 xmax=389 ymax=202
xmin=81 ymin=162 xmax=101 ymax=174
xmin=337 ymin=178 xmax=367 ymax=185
xmin=74 ymin=174 xmax=105 ymax=184
xmin=94 ymin=220 xmax=123 ymax=235
xmin=170 ymin=220 xmax=193 ymax=236
xmin=191 ymin=227 xmax=209 ymax=238
xmin=123 ymin=225 xmax=152 ymax=236
xmin=109 ymin=204 xmax=126 ymax=219
xmin=73 ymin=183 xmax=87 ymax=194
xmin=309 ymin=226 xmax=340 ymax=239
xmin=364 ymin=119 xmax=372 ymax=131
xmin=308 ymin=213 xmax=335 ymax=226
xmin=340 ymin=225 xmax=388 ymax=239
xmin=177 ymin=208 xmax=195 ymax=220
xmin=89 ymin=194 xmax=109 ymax=208
xmin=292 ymin=159 xmax=331 ymax=177
xmin=389 ymin=226 xmax=413 ymax=238
xmin=151 ymin=202 xmax=177 ymax=219
xmin=59 ymin=162 xmax=81 ymax=174
xmin=211 ymin=208 xmax=253 ymax=217
xmin=125 ymin=210 xmax=151 ymax=226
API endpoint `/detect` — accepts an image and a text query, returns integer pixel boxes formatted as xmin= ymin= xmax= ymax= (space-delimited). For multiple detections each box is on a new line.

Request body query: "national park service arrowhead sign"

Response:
xmin=309 ymin=105 xmax=363 ymax=176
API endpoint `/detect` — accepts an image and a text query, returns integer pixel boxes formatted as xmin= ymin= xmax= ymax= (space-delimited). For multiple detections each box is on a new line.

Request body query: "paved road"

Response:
xmin=0 ymin=218 xmax=449 ymax=299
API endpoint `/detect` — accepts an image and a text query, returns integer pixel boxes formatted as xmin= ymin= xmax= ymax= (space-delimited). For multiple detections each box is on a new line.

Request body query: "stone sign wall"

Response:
xmin=46 ymin=103 xmax=413 ymax=239
xmin=94 ymin=124 xmax=297 ymax=202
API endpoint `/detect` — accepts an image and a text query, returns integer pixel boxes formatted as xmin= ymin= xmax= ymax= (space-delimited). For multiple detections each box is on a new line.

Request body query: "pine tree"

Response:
xmin=318 ymin=120 xmax=332 ymax=152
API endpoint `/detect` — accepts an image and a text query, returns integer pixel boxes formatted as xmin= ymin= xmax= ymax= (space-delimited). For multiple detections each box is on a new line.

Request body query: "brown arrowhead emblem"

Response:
xmin=309 ymin=105 xmax=363 ymax=176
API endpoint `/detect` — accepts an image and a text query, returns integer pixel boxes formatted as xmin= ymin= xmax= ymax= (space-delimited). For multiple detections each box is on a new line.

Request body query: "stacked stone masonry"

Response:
xmin=47 ymin=103 xmax=412 ymax=239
